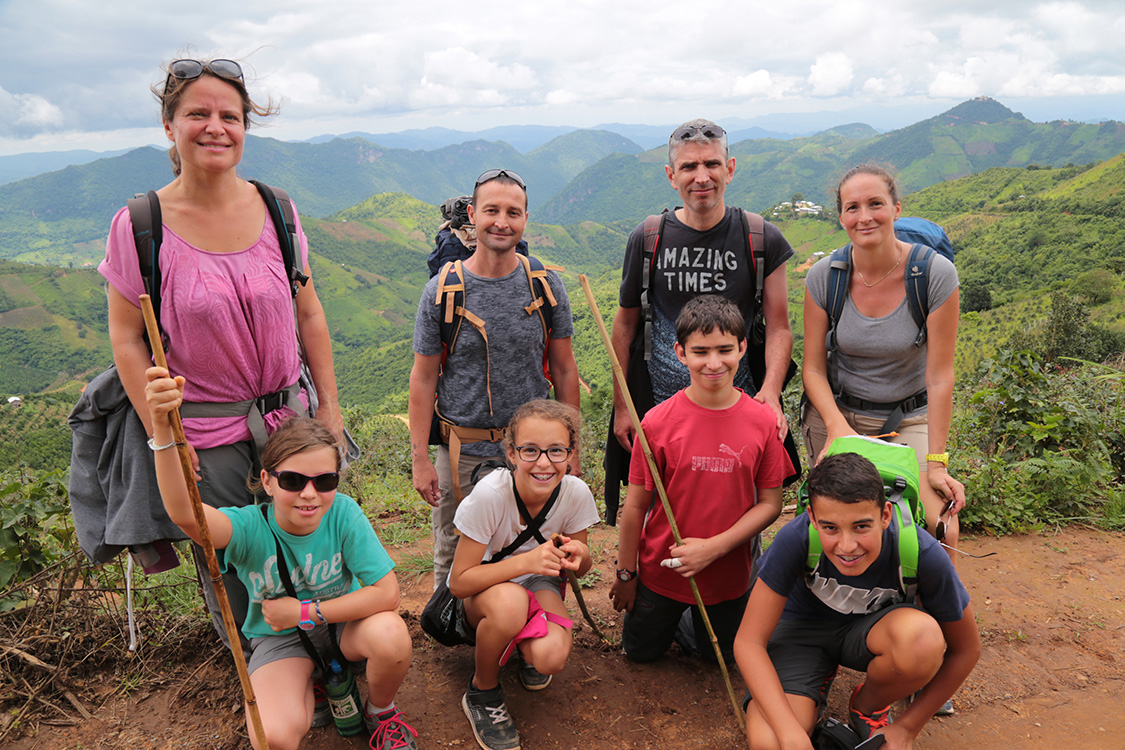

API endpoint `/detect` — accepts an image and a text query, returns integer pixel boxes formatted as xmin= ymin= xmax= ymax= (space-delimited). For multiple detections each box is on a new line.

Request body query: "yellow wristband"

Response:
xmin=926 ymin=453 xmax=949 ymax=466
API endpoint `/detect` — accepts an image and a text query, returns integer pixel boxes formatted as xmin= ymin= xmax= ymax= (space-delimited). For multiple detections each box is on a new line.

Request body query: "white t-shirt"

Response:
xmin=453 ymin=469 xmax=600 ymax=586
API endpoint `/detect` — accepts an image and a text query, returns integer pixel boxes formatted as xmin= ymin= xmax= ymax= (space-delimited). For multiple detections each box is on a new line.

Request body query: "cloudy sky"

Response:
xmin=1 ymin=0 xmax=1124 ymax=156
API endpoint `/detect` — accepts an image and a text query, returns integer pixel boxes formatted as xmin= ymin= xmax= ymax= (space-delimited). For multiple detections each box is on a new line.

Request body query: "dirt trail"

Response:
xmin=7 ymin=525 xmax=1124 ymax=750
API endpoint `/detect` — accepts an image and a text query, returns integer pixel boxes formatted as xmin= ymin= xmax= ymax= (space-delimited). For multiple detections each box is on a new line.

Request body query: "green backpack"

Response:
xmin=797 ymin=436 xmax=925 ymax=599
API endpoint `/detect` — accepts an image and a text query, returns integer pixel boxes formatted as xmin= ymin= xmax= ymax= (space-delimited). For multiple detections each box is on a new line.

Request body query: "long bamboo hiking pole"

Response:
xmin=578 ymin=275 xmax=746 ymax=733
xmin=139 ymin=295 xmax=270 ymax=750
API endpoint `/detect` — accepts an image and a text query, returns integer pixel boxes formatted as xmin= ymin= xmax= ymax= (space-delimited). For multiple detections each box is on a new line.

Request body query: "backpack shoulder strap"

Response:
xmin=825 ymin=244 xmax=853 ymax=354
xmin=250 ymin=181 xmax=308 ymax=298
xmin=127 ymin=190 xmax=164 ymax=345
xmin=889 ymin=482 xmax=920 ymax=599
xmin=127 ymin=190 xmax=162 ymax=309
xmin=805 ymin=520 xmax=824 ymax=576
xmin=435 ymin=259 xmax=469 ymax=357
xmin=518 ymin=254 xmax=558 ymax=341
xmin=640 ymin=211 xmax=668 ymax=362
xmin=488 ymin=479 xmax=562 ymax=563
xmin=903 ymin=244 xmax=935 ymax=346
xmin=740 ymin=209 xmax=767 ymax=311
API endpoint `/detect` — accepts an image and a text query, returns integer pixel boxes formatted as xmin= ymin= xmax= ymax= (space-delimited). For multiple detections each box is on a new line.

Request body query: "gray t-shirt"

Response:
xmin=414 ymin=261 xmax=574 ymax=456
xmin=805 ymin=250 xmax=958 ymax=418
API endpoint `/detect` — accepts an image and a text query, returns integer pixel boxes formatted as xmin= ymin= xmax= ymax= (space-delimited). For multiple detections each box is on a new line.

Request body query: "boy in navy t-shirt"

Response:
xmin=734 ymin=452 xmax=980 ymax=749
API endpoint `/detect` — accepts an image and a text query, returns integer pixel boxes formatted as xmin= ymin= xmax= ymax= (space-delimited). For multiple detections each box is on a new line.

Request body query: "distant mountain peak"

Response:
xmin=939 ymin=97 xmax=1026 ymax=125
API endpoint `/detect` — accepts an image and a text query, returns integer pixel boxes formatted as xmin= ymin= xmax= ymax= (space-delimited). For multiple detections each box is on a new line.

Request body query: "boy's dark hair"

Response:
xmin=675 ymin=294 xmax=746 ymax=347
xmin=807 ymin=452 xmax=885 ymax=509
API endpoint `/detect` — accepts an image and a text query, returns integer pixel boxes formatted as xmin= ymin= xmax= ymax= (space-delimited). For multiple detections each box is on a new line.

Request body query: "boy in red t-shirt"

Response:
xmin=610 ymin=295 xmax=793 ymax=662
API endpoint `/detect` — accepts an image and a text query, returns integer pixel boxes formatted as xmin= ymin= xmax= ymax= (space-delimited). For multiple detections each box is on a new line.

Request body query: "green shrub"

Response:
xmin=0 ymin=468 xmax=73 ymax=610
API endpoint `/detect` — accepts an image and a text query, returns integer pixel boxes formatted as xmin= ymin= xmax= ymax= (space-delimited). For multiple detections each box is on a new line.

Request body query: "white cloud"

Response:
xmin=0 ymin=0 xmax=1123 ymax=155
xmin=733 ymin=70 xmax=776 ymax=98
xmin=809 ymin=54 xmax=854 ymax=97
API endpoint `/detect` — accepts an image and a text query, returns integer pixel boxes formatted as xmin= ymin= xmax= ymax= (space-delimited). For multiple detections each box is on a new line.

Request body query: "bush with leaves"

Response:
xmin=0 ymin=468 xmax=74 ymax=610
xmin=953 ymin=350 xmax=1125 ymax=532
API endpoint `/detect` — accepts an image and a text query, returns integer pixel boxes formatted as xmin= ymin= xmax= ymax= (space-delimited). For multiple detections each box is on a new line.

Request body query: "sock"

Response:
xmin=365 ymin=700 xmax=394 ymax=719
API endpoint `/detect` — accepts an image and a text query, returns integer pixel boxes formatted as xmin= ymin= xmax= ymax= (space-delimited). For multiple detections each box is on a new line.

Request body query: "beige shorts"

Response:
xmin=801 ymin=400 xmax=929 ymax=474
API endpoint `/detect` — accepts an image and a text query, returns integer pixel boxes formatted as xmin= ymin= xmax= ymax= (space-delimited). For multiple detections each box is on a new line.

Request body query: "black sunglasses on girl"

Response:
xmin=269 ymin=470 xmax=340 ymax=493
xmin=167 ymin=58 xmax=244 ymax=86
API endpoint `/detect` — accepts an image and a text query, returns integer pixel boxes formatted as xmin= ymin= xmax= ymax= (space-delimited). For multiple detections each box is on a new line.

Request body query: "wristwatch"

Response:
xmin=926 ymin=453 xmax=950 ymax=466
xmin=615 ymin=568 xmax=637 ymax=582
xmin=299 ymin=599 xmax=316 ymax=631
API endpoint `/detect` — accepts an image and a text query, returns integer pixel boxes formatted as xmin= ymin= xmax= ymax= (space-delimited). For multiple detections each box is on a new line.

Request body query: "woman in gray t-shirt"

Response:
xmin=801 ymin=164 xmax=966 ymax=557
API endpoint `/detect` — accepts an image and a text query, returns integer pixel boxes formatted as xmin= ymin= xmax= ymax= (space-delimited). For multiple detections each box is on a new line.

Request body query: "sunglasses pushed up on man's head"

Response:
xmin=670 ymin=123 xmax=726 ymax=142
xmin=474 ymin=168 xmax=527 ymax=191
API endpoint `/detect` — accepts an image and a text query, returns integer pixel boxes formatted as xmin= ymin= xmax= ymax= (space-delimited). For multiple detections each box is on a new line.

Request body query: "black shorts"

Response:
xmin=622 ymin=581 xmax=749 ymax=664
xmin=762 ymin=602 xmax=919 ymax=708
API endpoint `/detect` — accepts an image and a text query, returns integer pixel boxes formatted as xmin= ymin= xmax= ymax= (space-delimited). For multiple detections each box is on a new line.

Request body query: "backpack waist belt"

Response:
xmin=435 ymin=407 xmax=506 ymax=503
xmin=179 ymin=380 xmax=303 ymax=456
xmin=834 ymin=388 xmax=927 ymax=436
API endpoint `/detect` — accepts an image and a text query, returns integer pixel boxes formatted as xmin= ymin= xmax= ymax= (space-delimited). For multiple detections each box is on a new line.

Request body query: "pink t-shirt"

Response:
xmin=629 ymin=389 xmax=794 ymax=605
xmin=99 ymin=200 xmax=310 ymax=449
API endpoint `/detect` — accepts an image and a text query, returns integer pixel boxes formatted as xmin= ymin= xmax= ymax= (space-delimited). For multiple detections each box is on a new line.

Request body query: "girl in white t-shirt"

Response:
xmin=449 ymin=400 xmax=599 ymax=750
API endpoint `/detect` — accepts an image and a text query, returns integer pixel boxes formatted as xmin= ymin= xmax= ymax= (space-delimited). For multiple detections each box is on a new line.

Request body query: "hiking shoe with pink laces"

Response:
xmin=364 ymin=707 xmax=418 ymax=750
xmin=847 ymin=683 xmax=892 ymax=741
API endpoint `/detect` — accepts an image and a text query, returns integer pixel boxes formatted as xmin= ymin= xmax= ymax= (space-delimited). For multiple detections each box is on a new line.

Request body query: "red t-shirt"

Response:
xmin=628 ymin=389 xmax=793 ymax=604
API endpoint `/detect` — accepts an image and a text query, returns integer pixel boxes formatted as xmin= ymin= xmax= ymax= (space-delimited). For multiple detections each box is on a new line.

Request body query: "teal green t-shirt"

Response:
xmin=219 ymin=493 xmax=394 ymax=640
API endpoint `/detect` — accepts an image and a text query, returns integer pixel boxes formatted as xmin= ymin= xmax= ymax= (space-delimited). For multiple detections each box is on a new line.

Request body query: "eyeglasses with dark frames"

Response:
xmin=269 ymin=470 xmax=340 ymax=493
xmin=514 ymin=445 xmax=572 ymax=464
xmin=166 ymin=59 xmax=244 ymax=89
xmin=474 ymin=168 xmax=527 ymax=190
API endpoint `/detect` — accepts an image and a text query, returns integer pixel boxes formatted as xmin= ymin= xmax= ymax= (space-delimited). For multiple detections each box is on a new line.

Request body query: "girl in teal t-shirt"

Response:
xmin=145 ymin=368 xmax=416 ymax=750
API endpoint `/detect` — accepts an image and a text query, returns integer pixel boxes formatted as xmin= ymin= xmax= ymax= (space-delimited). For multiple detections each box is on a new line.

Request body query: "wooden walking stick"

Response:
xmin=138 ymin=294 xmax=270 ymax=750
xmin=579 ymin=275 xmax=746 ymax=733
xmin=550 ymin=534 xmax=610 ymax=643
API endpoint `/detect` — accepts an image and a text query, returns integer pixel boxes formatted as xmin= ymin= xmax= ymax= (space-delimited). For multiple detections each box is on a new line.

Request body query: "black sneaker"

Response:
xmin=513 ymin=652 xmax=551 ymax=691
xmin=462 ymin=677 xmax=521 ymax=750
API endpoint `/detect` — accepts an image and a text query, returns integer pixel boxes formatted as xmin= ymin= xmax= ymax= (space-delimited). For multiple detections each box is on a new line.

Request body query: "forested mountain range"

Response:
xmin=3 ymin=155 xmax=1123 ymax=421
xmin=535 ymin=98 xmax=1125 ymax=224
xmin=2 ymin=98 xmax=1123 ymax=269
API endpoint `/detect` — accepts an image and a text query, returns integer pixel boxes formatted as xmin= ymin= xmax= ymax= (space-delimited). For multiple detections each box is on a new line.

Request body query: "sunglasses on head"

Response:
xmin=269 ymin=469 xmax=340 ymax=493
xmin=166 ymin=58 xmax=244 ymax=86
xmin=670 ymin=124 xmax=726 ymax=142
xmin=474 ymin=168 xmax=527 ymax=190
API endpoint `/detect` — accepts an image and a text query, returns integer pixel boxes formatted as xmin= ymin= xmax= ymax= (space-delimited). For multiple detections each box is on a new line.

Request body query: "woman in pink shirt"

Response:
xmin=99 ymin=58 xmax=342 ymax=652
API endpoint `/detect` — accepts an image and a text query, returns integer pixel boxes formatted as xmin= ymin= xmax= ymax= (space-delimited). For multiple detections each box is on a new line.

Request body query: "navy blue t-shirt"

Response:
xmin=757 ymin=511 xmax=970 ymax=623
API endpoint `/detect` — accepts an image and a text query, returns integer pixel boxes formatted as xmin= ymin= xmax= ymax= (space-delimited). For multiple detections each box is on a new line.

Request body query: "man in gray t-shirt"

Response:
xmin=408 ymin=169 xmax=580 ymax=587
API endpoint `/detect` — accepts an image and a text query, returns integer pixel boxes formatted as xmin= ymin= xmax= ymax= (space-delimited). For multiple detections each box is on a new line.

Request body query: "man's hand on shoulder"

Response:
xmin=753 ymin=387 xmax=789 ymax=440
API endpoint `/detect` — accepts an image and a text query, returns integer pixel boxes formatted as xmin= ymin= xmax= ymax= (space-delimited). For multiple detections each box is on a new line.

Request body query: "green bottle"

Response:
xmin=325 ymin=659 xmax=364 ymax=736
